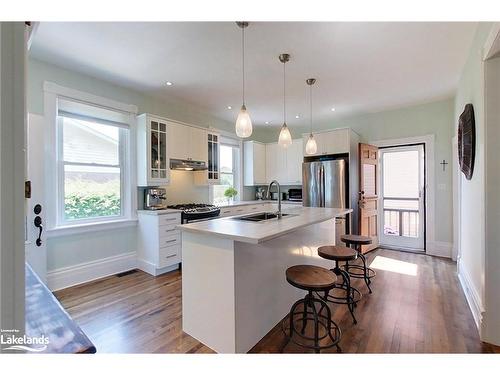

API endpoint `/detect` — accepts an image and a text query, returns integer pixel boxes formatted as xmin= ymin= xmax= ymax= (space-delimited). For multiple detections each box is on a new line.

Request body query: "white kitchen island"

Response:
xmin=178 ymin=206 xmax=352 ymax=353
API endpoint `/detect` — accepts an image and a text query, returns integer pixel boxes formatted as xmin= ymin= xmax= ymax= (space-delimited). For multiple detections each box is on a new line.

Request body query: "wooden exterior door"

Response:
xmin=359 ymin=143 xmax=379 ymax=253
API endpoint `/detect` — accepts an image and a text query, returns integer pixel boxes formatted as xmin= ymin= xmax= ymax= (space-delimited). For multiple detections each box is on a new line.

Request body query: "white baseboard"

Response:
xmin=457 ymin=260 xmax=485 ymax=331
xmin=137 ymin=258 xmax=179 ymax=276
xmin=427 ymin=241 xmax=453 ymax=258
xmin=47 ymin=252 xmax=137 ymax=291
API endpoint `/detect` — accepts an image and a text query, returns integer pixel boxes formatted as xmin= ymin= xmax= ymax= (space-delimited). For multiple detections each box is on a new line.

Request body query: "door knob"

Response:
xmin=34 ymin=215 xmax=43 ymax=247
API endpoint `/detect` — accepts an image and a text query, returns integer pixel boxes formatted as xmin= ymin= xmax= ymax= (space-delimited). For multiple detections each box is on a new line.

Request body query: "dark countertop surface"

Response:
xmin=25 ymin=263 xmax=96 ymax=353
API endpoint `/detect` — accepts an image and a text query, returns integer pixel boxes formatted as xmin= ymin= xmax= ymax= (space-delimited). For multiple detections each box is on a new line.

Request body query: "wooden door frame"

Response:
xmin=370 ymin=135 xmax=440 ymax=257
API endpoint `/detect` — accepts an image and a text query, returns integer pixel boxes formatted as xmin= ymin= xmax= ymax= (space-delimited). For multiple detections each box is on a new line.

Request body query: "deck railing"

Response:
xmin=383 ymin=197 xmax=419 ymax=238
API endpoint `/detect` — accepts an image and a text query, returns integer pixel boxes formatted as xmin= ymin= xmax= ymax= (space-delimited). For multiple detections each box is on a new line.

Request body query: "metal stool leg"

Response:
xmin=358 ymin=251 xmax=372 ymax=293
xmin=338 ymin=267 xmax=357 ymax=324
xmin=322 ymin=294 xmax=342 ymax=353
xmin=301 ymin=298 xmax=308 ymax=334
xmin=281 ymin=298 xmax=304 ymax=352
xmin=309 ymin=293 xmax=320 ymax=353
xmin=330 ymin=260 xmax=358 ymax=325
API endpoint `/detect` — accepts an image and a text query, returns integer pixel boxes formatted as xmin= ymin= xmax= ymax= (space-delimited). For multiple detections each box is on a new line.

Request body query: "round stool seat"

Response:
xmin=340 ymin=234 xmax=372 ymax=246
xmin=318 ymin=245 xmax=358 ymax=262
xmin=286 ymin=265 xmax=337 ymax=291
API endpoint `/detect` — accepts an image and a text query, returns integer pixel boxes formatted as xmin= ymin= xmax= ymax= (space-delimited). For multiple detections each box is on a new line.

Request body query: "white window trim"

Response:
xmin=44 ymin=82 xmax=138 ymax=236
xmin=208 ymin=129 xmax=243 ymax=204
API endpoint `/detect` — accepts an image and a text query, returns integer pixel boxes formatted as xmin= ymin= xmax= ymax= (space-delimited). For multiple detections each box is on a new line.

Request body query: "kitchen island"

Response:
xmin=178 ymin=205 xmax=352 ymax=353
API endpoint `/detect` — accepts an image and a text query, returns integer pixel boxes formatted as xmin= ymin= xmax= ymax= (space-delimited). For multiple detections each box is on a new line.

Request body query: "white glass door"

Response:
xmin=379 ymin=144 xmax=425 ymax=250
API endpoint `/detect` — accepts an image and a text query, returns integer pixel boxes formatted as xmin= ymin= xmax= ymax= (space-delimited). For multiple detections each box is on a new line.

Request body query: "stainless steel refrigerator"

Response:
xmin=302 ymin=158 xmax=349 ymax=244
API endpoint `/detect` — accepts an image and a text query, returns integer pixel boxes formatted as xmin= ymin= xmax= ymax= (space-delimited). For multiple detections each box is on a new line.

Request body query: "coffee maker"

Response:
xmin=144 ymin=187 xmax=167 ymax=210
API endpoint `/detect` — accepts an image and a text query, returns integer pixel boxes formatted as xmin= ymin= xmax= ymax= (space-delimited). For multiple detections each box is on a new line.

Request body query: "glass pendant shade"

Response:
xmin=278 ymin=123 xmax=292 ymax=147
xmin=305 ymin=134 xmax=318 ymax=155
xmin=235 ymin=104 xmax=253 ymax=138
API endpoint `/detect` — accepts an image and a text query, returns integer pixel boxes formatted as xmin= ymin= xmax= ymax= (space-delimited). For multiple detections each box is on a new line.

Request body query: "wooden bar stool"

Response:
xmin=282 ymin=265 xmax=342 ymax=353
xmin=340 ymin=234 xmax=376 ymax=294
xmin=317 ymin=246 xmax=362 ymax=324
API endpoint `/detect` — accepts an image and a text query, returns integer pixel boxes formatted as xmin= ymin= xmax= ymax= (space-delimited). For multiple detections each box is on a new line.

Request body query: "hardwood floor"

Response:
xmin=55 ymin=249 xmax=498 ymax=353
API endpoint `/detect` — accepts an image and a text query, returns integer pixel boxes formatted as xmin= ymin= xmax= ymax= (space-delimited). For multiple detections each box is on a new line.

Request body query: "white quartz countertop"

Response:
xmin=178 ymin=206 xmax=351 ymax=244
xmin=137 ymin=200 xmax=301 ymax=215
xmin=137 ymin=208 xmax=182 ymax=215
xmin=217 ymin=200 xmax=302 ymax=208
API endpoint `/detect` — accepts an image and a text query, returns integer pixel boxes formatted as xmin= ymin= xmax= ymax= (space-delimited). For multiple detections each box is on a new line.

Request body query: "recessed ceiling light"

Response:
xmin=227 ymin=106 xmax=232 ymax=110
xmin=331 ymin=107 xmax=336 ymax=112
xmin=295 ymin=115 xmax=300 ymax=119
xmin=265 ymin=121 xmax=270 ymax=125
xmin=165 ymin=81 xmax=173 ymax=86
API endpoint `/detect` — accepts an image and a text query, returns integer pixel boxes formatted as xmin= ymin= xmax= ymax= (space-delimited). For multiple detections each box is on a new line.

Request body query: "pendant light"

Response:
xmin=278 ymin=53 xmax=292 ymax=147
xmin=235 ymin=22 xmax=252 ymax=138
xmin=305 ymin=78 xmax=318 ymax=155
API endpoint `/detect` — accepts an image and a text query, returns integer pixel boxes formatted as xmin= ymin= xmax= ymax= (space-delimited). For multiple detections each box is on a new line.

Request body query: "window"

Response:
xmin=56 ymin=98 xmax=131 ymax=226
xmin=211 ymin=139 xmax=241 ymax=205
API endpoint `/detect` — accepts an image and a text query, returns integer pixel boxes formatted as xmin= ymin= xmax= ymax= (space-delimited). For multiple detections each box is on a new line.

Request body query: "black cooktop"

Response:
xmin=167 ymin=203 xmax=216 ymax=211
xmin=167 ymin=203 xmax=220 ymax=223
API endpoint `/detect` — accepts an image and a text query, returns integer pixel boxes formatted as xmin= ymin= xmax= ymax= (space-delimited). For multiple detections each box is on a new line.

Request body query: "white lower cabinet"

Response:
xmin=137 ymin=211 xmax=182 ymax=275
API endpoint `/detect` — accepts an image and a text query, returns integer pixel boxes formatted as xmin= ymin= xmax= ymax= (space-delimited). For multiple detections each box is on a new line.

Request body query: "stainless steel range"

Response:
xmin=167 ymin=203 xmax=220 ymax=224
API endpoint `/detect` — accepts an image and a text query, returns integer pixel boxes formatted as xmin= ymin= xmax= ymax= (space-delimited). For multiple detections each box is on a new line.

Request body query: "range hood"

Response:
xmin=170 ymin=158 xmax=207 ymax=171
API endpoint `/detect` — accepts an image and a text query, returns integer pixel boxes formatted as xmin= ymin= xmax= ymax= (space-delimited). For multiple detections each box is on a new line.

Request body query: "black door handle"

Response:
xmin=34 ymin=215 xmax=43 ymax=247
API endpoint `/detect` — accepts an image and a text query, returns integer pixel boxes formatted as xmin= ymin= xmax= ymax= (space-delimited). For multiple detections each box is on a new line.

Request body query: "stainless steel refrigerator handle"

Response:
xmin=320 ymin=164 xmax=325 ymax=207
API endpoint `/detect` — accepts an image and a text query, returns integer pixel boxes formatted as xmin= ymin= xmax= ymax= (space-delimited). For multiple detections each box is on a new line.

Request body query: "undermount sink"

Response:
xmin=232 ymin=212 xmax=295 ymax=222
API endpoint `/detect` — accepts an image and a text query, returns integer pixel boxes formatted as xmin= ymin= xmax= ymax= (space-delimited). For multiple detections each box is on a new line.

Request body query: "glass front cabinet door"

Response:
xmin=207 ymin=132 xmax=220 ymax=184
xmin=137 ymin=114 xmax=170 ymax=186
xmin=194 ymin=131 xmax=220 ymax=185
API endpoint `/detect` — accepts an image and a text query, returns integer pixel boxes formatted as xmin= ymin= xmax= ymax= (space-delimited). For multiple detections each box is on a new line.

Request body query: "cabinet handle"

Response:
xmin=164 ymin=217 xmax=177 ymax=221
xmin=165 ymin=254 xmax=177 ymax=259
xmin=164 ymin=228 xmax=176 ymax=233
xmin=164 ymin=239 xmax=177 ymax=244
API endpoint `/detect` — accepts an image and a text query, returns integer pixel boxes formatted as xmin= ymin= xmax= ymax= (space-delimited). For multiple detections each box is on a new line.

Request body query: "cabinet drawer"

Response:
xmin=158 ymin=233 xmax=181 ymax=248
xmin=158 ymin=214 xmax=181 ymax=227
xmin=220 ymin=208 xmax=234 ymax=216
xmin=159 ymin=224 xmax=179 ymax=237
xmin=158 ymin=244 xmax=181 ymax=268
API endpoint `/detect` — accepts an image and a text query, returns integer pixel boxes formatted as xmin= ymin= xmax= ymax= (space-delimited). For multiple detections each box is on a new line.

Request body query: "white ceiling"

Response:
xmin=31 ymin=22 xmax=477 ymax=128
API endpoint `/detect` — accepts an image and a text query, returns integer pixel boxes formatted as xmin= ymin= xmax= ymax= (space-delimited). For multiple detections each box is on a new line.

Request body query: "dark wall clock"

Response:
xmin=458 ymin=103 xmax=475 ymax=180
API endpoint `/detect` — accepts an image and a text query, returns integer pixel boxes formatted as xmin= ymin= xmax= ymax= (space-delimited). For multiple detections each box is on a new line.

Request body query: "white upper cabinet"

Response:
xmin=302 ymin=128 xmax=350 ymax=156
xmin=189 ymin=127 xmax=208 ymax=162
xmin=266 ymin=139 xmax=303 ymax=185
xmin=243 ymin=141 xmax=267 ymax=186
xmin=137 ymin=114 xmax=170 ymax=186
xmin=168 ymin=122 xmax=208 ymax=162
xmin=286 ymin=139 xmax=303 ymax=185
xmin=168 ymin=121 xmax=190 ymax=160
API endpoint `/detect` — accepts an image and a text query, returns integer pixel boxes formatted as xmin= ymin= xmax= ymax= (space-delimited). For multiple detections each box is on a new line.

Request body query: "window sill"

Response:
xmin=46 ymin=218 xmax=138 ymax=238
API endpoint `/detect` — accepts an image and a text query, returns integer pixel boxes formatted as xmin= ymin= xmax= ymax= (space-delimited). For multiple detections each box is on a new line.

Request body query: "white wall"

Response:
xmin=483 ymin=47 xmax=500 ymax=345
xmin=454 ymin=22 xmax=493 ymax=338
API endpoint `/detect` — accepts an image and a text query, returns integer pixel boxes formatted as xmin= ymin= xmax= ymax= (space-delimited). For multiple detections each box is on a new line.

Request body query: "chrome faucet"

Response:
xmin=267 ymin=180 xmax=282 ymax=219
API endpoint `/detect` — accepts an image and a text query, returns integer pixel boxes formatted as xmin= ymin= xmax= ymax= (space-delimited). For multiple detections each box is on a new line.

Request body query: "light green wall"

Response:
xmin=254 ymin=98 xmax=455 ymax=244
xmin=28 ymin=58 xmax=234 ymax=131
xmin=454 ymin=23 xmax=493 ymax=321
xmin=27 ymin=58 xmax=254 ymax=271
